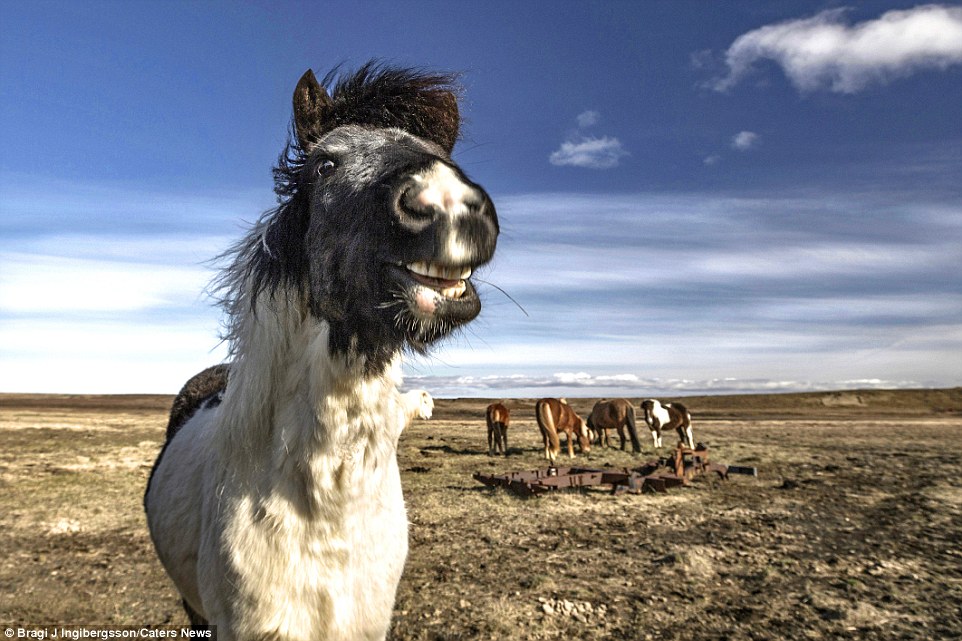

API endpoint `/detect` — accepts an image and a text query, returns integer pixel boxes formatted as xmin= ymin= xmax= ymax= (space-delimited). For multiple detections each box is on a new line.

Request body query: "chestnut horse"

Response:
xmin=587 ymin=398 xmax=642 ymax=453
xmin=486 ymin=402 xmax=510 ymax=455
xmin=640 ymin=399 xmax=694 ymax=449
xmin=535 ymin=398 xmax=590 ymax=463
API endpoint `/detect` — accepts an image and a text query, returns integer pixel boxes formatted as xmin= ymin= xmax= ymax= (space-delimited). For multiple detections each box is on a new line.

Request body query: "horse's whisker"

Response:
xmin=473 ymin=277 xmax=529 ymax=317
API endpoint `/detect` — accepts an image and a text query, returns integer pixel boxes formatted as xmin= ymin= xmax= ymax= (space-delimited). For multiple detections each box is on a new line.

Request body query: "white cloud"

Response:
xmin=713 ymin=4 xmax=962 ymax=93
xmin=402 ymin=370 xmax=931 ymax=398
xmin=732 ymin=130 xmax=760 ymax=150
xmin=703 ymin=154 xmax=722 ymax=166
xmin=576 ymin=110 xmax=601 ymax=128
xmin=550 ymin=111 xmax=628 ymax=169
xmin=549 ymin=136 xmax=629 ymax=169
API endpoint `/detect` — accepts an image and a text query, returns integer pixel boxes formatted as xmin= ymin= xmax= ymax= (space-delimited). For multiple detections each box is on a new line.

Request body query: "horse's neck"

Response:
xmin=217 ymin=293 xmax=404 ymax=474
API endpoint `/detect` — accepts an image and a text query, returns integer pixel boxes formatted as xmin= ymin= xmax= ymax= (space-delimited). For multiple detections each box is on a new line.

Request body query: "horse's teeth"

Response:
xmin=406 ymin=261 xmax=472 ymax=281
xmin=440 ymin=282 xmax=466 ymax=299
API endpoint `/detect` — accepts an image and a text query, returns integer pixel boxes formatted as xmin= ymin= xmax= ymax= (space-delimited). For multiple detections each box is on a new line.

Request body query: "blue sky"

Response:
xmin=2 ymin=1 xmax=961 ymax=397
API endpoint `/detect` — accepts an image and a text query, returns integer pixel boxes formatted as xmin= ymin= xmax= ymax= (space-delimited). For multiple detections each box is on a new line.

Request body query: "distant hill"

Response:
xmin=1 ymin=387 xmax=960 ymax=420
xmin=433 ymin=388 xmax=962 ymax=421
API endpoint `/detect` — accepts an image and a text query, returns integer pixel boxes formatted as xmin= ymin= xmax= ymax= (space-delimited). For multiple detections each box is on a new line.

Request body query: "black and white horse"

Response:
xmin=640 ymin=399 xmax=694 ymax=449
xmin=144 ymin=63 xmax=498 ymax=641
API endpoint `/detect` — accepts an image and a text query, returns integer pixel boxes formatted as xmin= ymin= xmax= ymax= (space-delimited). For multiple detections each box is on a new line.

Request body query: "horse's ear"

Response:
xmin=293 ymin=69 xmax=333 ymax=150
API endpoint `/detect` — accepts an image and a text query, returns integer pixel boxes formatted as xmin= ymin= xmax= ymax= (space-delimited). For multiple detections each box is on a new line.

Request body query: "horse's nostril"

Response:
xmin=400 ymin=186 xmax=435 ymax=220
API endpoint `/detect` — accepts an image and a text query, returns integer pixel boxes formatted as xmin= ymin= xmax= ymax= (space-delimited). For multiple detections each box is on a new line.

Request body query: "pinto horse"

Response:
xmin=587 ymin=398 xmax=642 ymax=453
xmin=485 ymin=402 xmax=510 ymax=455
xmin=144 ymin=63 xmax=498 ymax=641
xmin=640 ymin=399 xmax=694 ymax=449
xmin=535 ymin=398 xmax=590 ymax=463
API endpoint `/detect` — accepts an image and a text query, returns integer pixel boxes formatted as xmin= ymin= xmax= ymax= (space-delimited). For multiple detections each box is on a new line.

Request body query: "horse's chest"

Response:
xmin=222 ymin=450 xmax=408 ymax=641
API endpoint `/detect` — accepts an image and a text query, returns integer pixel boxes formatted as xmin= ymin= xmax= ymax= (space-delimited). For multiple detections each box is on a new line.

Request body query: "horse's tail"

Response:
xmin=536 ymin=400 xmax=560 ymax=458
xmin=680 ymin=404 xmax=694 ymax=448
xmin=625 ymin=405 xmax=642 ymax=453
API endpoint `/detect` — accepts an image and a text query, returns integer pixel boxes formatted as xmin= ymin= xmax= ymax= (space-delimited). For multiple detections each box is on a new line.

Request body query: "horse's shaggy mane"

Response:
xmin=212 ymin=62 xmax=463 ymax=359
xmin=274 ymin=61 xmax=462 ymax=202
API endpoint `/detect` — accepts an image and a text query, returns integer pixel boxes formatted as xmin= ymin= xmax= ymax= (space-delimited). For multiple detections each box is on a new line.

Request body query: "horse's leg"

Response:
xmin=501 ymin=425 xmax=508 ymax=455
xmin=618 ymin=427 xmax=626 ymax=451
xmin=566 ymin=430 xmax=575 ymax=458
xmin=182 ymin=599 xmax=208 ymax=629
xmin=651 ymin=429 xmax=659 ymax=449
xmin=625 ymin=407 xmax=642 ymax=453
xmin=686 ymin=425 xmax=694 ymax=449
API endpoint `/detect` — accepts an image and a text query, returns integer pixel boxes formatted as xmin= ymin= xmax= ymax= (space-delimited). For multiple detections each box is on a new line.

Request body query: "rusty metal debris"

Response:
xmin=473 ymin=445 xmax=756 ymax=497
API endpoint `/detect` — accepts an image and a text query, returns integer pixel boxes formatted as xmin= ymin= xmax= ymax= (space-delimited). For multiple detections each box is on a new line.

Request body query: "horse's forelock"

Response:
xmin=322 ymin=62 xmax=461 ymax=153
xmin=272 ymin=62 xmax=461 ymax=207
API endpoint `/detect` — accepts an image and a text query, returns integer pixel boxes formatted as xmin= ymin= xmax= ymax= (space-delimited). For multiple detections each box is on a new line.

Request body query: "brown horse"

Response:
xmin=587 ymin=398 xmax=642 ymax=453
xmin=486 ymin=402 xmax=510 ymax=455
xmin=535 ymin=398 xmax=590 ymax=463
xmin=640 ymin=399 xmax=694 ymax=449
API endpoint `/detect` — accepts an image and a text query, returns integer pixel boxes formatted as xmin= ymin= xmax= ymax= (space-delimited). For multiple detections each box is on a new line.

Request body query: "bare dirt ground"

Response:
xmin=1 ymin=389 xmax=961 ymax=640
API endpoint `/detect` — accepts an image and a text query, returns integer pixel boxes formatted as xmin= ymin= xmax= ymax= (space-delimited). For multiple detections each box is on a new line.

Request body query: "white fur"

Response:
xmin=401 ymin=389 xmax=433 ymax=421
xmin=412 ymin=162 xmax=475 ymax=264
xmin=412 ymin=162 xmax=471 ymax=217
xmin=643 ymin=399 xmax=671 ymax=447
xmin=146 ymin=295 xmax=409 ymax=641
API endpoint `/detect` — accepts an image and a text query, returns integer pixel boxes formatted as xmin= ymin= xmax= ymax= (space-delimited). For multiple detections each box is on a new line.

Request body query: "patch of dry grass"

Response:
xmin=2 ymin=392 xmax=961 ymax=640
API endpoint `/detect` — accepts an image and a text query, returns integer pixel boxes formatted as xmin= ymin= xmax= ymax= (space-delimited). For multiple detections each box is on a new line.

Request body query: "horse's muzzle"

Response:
xmin=396 ymin=161 xmax=499 ymax=268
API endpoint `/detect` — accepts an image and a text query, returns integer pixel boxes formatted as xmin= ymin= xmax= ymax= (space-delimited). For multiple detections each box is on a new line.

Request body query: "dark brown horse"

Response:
xmin=535 ymin=398 xmax=590 ymax=463
xmin=587 ymin=398 xmax=642 ymax=453
xmin=486 ymin=402 xmax=510 ymax=455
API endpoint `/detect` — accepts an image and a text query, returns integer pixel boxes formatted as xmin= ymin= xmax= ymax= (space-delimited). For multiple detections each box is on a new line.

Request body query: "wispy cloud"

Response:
xmin=732 ymin=130 xmax=760 ymax=150
xmin=0 ymin=317 xmax=228 ymax=394
xmin=549 ymin=111 xmax=628 ymax=169
xmin=0 ymin=251 xmax=213 ymax=313
xmin=3 ymin=179 xmax=960 ymax=395
xmin=712 ymin=4 xmax=962 ymax=93
xmin=410 ymin=188 xmax=962 ymax=396
xmin=576 ymin=110 xmax=601 ymax=128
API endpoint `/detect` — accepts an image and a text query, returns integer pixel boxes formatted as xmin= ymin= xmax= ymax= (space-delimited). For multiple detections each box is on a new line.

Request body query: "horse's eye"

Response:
xmin=316 ymin=159 xmax=336 ymax=176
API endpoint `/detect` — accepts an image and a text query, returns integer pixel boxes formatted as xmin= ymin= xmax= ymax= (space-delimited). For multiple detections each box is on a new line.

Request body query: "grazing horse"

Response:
xmin=587 ymin=398 xmax=642 ymax=453
xmin=486 ymin=402 xmax=510 ymax=455
xmin=144 ymin=63 xmax=498 ymax=641
xmin=640 ymin=399 xmax=694 ymax=449
xmin=535 ymin=398 xmax=590 ymax=463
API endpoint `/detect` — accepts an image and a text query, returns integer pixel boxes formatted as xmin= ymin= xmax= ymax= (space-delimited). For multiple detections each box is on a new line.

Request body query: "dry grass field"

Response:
xmin=1 ymin=389 xmax=961 ymax=640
